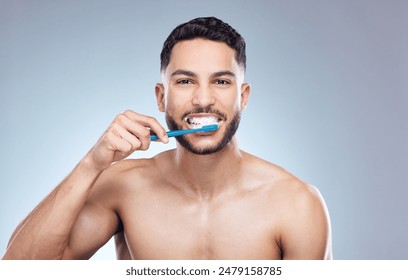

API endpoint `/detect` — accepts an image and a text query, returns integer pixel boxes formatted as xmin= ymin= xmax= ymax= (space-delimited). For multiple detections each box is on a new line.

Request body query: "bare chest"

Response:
xmin=118 ymin=189 xmax=281 ymax=260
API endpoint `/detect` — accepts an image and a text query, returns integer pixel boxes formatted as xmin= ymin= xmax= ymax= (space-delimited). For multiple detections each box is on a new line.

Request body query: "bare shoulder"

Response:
xmin=87 ymin=153 xmax=165 ymax=204
xmin=242 ymin=151 xmax=332 ymax=259
xmin=242 ymin=151 xmax=325 ymax=206
xmin=99 ymin=157 xmax=157 ymax=182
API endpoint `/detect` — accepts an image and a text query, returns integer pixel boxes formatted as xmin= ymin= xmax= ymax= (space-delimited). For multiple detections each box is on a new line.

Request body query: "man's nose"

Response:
xmin=192 ymin=85 xmax=216 ymax=107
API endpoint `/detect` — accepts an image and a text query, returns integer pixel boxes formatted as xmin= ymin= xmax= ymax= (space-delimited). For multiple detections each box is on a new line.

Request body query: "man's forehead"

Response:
xmin=164 ymin=39 xmax=242 ymax=77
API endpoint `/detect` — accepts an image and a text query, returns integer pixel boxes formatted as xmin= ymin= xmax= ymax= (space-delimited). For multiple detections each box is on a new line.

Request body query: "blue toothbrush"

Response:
xmin=150 ymin=124 xmax=219 ymax=141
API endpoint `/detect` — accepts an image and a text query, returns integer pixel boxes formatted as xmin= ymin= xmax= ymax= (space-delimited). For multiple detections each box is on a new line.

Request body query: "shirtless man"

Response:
xmin=3 ymin=17 xmax=332 ymax=260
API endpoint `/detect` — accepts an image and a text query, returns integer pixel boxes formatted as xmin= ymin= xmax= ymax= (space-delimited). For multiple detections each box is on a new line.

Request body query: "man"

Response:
xmin=3 ymin=17 xmax=332 ymax=260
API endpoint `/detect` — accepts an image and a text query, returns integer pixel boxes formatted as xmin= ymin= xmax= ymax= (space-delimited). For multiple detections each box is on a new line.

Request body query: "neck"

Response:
xmin=173 ymin=137 xmax=243 ymax=200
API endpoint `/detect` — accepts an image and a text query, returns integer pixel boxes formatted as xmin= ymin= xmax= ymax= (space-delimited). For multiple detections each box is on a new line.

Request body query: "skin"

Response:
xmin=2 ymin=39 xmax=332 ymax=260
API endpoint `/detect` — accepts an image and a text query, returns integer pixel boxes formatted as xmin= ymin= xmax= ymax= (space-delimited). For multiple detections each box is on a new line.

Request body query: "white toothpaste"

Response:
xmin=185 ymin=116 xmax=218 ymax=129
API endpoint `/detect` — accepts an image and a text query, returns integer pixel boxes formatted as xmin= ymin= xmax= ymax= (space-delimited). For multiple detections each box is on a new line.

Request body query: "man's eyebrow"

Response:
xmin=170 ymin=69 xmax=197 ymax=78
xmin=170 ymin=69 xmax=236 ymax=79
xmin=211 ymin=71 xmax=236 ymax=79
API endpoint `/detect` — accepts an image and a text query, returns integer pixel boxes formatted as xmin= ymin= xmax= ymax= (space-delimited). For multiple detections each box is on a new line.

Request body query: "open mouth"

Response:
xmin=183 ymin=115 xmax=223 ymax=129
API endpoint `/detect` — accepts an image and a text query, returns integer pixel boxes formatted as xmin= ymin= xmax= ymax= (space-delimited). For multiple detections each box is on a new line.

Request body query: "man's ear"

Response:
xmin=155 ymin=83 xmax=165 ymax=112
xmin=240 ymin=83 xmax=251 ymax=110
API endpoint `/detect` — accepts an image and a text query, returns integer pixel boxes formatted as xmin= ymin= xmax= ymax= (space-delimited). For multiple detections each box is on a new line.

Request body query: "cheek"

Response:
xmin=221 ymin=94 xmax=241 ymax=112
xmin=165 ymin=93 xmax=187 ymax=116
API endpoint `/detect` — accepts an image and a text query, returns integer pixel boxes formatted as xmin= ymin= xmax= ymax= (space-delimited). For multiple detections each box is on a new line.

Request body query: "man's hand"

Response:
xmin=88 ymin=110 xmax=169 ymax=171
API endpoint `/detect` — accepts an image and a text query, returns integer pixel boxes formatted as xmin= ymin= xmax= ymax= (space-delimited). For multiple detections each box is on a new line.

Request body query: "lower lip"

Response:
xmin=195 ymin=131 xmax=216 ymax=136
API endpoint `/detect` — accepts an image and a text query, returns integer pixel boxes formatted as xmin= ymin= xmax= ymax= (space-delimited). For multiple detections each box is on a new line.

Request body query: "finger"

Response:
xmin=112 ymin=123 xmax=144 ymax=151
xmin=105 ymin=130 xmax=134 ymax=154
xmin=114 ymin=115 xmax=153 ymax=150
xmin=123 ymin=110 xmax=169 ymax=143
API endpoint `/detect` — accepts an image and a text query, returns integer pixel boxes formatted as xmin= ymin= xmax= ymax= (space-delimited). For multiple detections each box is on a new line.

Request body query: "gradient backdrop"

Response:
xmin=1 ymin=0 xmax=407 ymax=259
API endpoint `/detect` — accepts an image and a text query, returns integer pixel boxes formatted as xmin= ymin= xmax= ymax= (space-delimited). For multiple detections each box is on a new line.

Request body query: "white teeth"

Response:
xmin=185 ymin=116 xmax=218 ymax=128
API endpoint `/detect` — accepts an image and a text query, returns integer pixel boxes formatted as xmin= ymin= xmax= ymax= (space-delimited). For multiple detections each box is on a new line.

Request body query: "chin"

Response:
xmin=176 ymin=135 xmax=228 ymax=155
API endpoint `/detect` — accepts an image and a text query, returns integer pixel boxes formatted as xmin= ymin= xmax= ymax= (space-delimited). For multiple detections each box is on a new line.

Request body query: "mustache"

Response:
xmin=181 ymin=106 xmax=227 ymax=121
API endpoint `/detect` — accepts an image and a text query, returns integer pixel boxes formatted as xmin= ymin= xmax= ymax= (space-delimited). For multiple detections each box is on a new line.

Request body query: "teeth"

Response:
xmin=185 ymin=116 xmax=219 ymax=128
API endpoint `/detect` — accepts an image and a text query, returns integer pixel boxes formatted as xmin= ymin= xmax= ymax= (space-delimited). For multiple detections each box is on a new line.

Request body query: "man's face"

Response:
xmin=156 ymin=39 xmax=250 ymax=155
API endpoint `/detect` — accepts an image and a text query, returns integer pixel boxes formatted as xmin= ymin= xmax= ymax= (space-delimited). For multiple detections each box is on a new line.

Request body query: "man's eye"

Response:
xmin=177 ymin=79 xmax=192 ymax=84
xmin=215 ymin=80 xmax=230 ymax=85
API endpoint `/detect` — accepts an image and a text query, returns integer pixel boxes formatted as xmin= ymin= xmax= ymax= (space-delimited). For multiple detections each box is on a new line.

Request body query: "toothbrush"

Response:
xmin=150 ymin=124 xmax=219 ymax=141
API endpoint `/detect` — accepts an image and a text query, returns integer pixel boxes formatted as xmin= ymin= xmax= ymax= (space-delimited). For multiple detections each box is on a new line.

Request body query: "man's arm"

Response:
xmin=3 ymin=157 xmax=111 ymax=259
xmin=280 ymin=184 xmax=332 ymax=260
xmin=2 ymin=111 xmax=168 ymax=259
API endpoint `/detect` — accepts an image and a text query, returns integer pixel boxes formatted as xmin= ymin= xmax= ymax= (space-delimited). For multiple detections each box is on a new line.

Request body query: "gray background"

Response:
xmin=1 ymin=0 xmax=407 ymax=260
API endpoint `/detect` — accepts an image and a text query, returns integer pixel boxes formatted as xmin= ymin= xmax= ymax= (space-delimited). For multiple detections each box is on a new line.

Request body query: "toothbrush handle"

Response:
xmin=167 ymin=129 xmax=196 ymax=138
xmin=150 ymin=124 xmax=218 ymax=141
xmin=150 ymin=129 xmax=196 ymax=141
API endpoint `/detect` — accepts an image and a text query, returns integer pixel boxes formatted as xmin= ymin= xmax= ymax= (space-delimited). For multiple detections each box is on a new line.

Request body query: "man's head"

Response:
xmin=160 ymin=17 xmax=246 ymax=73
xmin=155 ymin=17 xmax=250 ymax=155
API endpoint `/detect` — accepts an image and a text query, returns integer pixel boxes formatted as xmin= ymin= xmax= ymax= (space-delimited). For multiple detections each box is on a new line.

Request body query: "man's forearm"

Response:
xmin=2 ymin=154 xmax=103 ymax=259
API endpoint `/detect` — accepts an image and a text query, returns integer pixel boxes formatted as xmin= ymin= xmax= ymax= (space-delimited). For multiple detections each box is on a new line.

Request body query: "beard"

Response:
xmin=165 ymin=110 xmax=241 ymax=155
